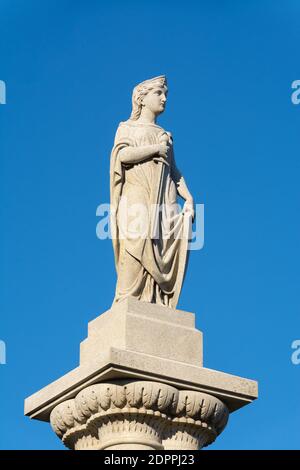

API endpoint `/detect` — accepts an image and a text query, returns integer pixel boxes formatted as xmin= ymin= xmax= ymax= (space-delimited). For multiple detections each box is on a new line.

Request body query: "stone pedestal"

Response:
xmin=24 ymin=297 xmax=258 ymax=450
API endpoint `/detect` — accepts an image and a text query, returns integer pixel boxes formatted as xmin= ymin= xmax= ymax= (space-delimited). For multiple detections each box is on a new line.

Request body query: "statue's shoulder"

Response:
xmin=122 ymin=120 xmax=170 ymax=133
xmin=118 ymin=119 xmax=135 ymax=128
xmin=115 ymin=120 xmax=132 ymax=134
xmin=116 ymin=120 xmax=135 ymax=134
xmin=116 ymin=119 xmax=149 ymax=139
xmin=113 ymin=120 xmax=135 ymax=145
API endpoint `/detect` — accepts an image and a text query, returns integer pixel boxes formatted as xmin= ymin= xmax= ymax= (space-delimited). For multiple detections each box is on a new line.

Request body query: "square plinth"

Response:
xmin=80 ymin=297 xmax=203 ymax=367
xmin=24 ymin=298 xmax=258 ymax=422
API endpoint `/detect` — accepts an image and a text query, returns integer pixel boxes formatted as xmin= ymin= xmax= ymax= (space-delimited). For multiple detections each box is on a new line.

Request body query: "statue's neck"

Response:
xmin=138 ymin=108 xmax=157 ymax=124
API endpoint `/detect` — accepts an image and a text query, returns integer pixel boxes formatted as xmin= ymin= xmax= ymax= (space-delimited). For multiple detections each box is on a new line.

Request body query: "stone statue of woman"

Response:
xmin=110 ymin=75 xmax=194 ymax=308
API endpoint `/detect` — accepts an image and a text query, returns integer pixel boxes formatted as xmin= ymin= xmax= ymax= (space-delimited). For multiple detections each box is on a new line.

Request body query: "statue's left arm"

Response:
xmin=170 ymin=147 xmax=195 ymax=220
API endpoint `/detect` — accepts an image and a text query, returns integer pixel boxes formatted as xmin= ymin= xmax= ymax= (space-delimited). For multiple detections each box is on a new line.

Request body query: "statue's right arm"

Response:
xmin=119 ymin=144 xmax=162 ymax=165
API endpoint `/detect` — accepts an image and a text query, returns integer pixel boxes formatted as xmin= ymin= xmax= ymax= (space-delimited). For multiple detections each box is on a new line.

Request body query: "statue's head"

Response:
xmin=130 ymin=75 xmax=168 ymax=120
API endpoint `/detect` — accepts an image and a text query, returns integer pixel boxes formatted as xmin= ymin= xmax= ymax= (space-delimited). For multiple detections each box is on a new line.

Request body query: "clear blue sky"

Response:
xmin=1 ymin=0 xmax=300 ymax=450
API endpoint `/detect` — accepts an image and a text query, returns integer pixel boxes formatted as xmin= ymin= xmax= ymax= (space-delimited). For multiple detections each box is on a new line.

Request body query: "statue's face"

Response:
xmin=142 ymin=86 xmax=167 ymax=115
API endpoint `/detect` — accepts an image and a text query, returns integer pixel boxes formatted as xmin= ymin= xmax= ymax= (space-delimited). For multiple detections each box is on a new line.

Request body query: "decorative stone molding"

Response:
xmin=163 ymin=390 xmax=229 ymax=450
xmin=50 ymin=380 xmax=229 ymax=450
xmin=75 ymin=381 xmax=178 ymax=450
xmin=50 ymin=399 xmax=99 ymax=450
xmin=50 ymin=399 xmax=84 ymax=438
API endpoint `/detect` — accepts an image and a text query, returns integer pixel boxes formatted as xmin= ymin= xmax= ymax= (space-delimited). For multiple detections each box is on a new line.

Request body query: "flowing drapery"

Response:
xmin=110 ymin=120 xmax=191 ymax=308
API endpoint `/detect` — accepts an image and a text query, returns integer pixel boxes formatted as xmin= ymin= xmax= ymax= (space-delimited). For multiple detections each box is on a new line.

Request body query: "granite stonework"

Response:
xmin=25 ymin=298 xmax=258 ymax=449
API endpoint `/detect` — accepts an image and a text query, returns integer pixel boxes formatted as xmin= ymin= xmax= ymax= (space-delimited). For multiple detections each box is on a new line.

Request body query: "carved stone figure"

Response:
xmin=110 ymin=76 xmax=194 ymax=308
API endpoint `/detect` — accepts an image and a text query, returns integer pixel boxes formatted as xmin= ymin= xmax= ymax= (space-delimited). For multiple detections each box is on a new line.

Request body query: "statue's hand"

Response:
xmin=153 ymin=142 xmax=170 ymax=165
xmin=183 ymin=199 xmax=195 ymax=222
xmin=157 ymin=142 xmax=170 ymax=157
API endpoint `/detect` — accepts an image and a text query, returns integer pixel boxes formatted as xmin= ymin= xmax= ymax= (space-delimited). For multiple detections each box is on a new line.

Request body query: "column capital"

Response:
xmin=50 ymin=380 xmax=229 ymax=450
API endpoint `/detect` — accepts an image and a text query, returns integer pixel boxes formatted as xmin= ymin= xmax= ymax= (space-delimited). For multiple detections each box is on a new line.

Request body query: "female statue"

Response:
xmin=110 ymin=76 xmax=194 ymax=308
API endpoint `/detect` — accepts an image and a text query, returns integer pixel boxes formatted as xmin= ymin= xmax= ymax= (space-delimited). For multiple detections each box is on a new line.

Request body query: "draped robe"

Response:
xmin=110 ymin=119 xmax=191 ymax=308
